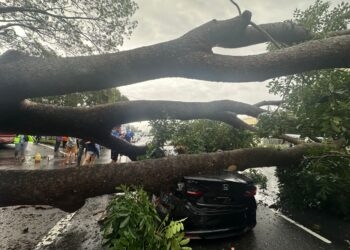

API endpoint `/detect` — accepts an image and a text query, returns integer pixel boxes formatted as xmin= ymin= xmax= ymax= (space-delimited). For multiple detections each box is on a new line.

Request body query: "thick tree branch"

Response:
xmin=1 ymin=33 xmax=349 ymax=103
xmin=0 ymin=100 xmax=264 ymax=158
xmin=216 ymin=111 xmax=258 ymax=131
xmin=0 ymin=143 xmax=324 ymax=211
xmin=183 ymin=35 xmax=350 ymax=82
xmin=1 ymin=99 xmax=307 ymax=154
xmin=2 ymin=11 xmax=348 ymax=102
xmin=278 ymin=134 xmax=302 ymax=145
xmin=254 ymin=100 xmax=283 ymax=107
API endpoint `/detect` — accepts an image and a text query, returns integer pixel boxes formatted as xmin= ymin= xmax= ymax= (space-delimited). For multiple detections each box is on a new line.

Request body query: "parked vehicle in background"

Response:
xmin=0 ymin=133 xmax=15 ymax=144
xmin=157 ymin=171 xmax=257 ymax=239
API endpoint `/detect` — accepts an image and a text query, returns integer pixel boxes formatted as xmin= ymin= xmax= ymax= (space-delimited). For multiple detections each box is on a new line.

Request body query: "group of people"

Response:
xmin=54 ymin=136 xmax=101 ymax=166
xmin=12 ymin=128 xmax=135 ymax=165
xmin=53 ymin=127 xmax=134 ymax=166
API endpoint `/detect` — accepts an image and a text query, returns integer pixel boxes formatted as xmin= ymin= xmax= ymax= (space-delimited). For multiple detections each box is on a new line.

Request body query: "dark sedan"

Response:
xmin=157 ymin=172 xmax=257 ymax=239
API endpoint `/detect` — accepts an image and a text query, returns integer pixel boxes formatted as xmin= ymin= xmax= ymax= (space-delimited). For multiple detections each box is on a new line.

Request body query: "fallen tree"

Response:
xmin=0 ymin=143 xmax=324 ymax=211
xmin=0 ymin=8 xmax=349 ymax=209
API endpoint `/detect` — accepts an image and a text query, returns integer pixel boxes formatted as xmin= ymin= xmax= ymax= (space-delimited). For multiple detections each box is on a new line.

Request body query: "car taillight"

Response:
xmin=244 ymin=186 xmax=257 ymax=197
xmin=186 ymin=190 xmax=203 ymax=197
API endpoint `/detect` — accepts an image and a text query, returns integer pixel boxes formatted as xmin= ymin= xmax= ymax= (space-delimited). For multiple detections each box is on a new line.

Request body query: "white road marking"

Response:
xmin=34 ymin=212 xmax=76 ymax=249
xmin=273 ymin=210 xmax=332 ymax=244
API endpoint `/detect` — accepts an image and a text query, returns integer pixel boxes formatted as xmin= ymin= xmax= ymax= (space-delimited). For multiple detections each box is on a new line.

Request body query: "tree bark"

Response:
xmin=0 ymin=12 xmax=349 ymax=102
xmin=0 ymin=143 xmax=323 ymax=212
xmin=1 ymin=99 xmax=266 ymax=158
xmin=254 ymin=100 xmax=283 ymax=107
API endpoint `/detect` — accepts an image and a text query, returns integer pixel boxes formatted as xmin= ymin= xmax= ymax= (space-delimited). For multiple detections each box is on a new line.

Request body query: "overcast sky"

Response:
xmin=118 ymin=0 xmax=344 ymax=104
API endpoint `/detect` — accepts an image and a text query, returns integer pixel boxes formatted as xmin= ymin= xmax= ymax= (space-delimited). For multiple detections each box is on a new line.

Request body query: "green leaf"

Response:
xmin=180 ymin=238 xmax=190 ymax=245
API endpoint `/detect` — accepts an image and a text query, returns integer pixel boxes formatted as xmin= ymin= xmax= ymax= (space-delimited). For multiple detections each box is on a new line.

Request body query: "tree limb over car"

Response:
xmin=0 ymin=143 xmax=324 ymax=212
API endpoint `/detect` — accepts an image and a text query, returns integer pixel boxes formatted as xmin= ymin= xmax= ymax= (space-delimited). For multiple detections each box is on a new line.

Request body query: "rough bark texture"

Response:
xmin=0 ymin=99 xmax=266 ymax=158
xmin=0 ymin=143 xmax=322 ymax=211
xmin=254 ymin=100 xmax=283 ymax=107
xmin=0 ymin=12 xmax=349 ymax=103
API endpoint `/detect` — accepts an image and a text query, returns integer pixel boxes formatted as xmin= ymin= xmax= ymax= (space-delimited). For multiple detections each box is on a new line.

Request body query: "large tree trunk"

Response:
xmin=0 ymin=12 xmax=349 ymax=103
xmin=0 ymin=143 xmax=322 ymax=212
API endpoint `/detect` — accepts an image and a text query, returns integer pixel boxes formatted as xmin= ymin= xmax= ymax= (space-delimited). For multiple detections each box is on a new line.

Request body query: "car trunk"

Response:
xmin=183 ymin=173 xmax=255 ymax=207
xmin=172 ymin=173 xmax=256 ymax=231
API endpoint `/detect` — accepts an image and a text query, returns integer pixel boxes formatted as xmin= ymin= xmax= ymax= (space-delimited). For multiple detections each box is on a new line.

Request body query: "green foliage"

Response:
xmin=3 ymin=1 xmax=136 ymax=106
xmin=266 ymin=1 xmax=350 ymax=217
xmin=277 ymin=152 xmax=350 ymax=217
xmin=149 ymin=119 xmax=256 ymax=155
xmin=31 ymin=88 xmax=128 ymax=107
xmin=164 ymin=220 xmax=191 ymax=250
xmin=149 ymin=119 xmax=178 ymax=149
xmin=243 ymin=169 xmax=268 ymax=190
xmin=264 ymin=0 xmax=350 ymax=143
xmin=257 ymin=112 xmax=299 ymax=138
xmin=293 ymin=0 xmax=350 ymax=35
xmin=0 ymin=0 xmax=138 ymax=56
xmin=103 ymin=186 xmax=191 ymax=250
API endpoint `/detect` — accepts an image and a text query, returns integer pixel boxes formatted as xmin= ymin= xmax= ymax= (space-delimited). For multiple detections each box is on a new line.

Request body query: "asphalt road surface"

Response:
xmin=0 ymin=143 xmax=349 ymax=250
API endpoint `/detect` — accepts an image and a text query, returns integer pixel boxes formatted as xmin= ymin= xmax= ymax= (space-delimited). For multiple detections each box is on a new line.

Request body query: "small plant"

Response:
xmin=162 ymin=218 xmax=191 ymax=250
xmin=102 ymin=185 xmax=191 ymax=250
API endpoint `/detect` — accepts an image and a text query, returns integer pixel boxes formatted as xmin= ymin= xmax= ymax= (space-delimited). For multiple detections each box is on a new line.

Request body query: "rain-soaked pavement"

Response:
xmin=0 ymin=143 xmax=349 ymax=249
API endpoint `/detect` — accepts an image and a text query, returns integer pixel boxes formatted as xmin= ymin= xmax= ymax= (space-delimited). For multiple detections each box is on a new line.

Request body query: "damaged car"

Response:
xmin=156 ymin=171 xmax=257 ymax=239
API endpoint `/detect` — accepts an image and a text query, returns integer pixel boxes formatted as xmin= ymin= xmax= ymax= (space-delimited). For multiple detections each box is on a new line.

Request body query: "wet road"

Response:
xmin=0 ymin=143 xmax=349 ymax=249
xmin=191 ymin=205 xmax=333 ymax=250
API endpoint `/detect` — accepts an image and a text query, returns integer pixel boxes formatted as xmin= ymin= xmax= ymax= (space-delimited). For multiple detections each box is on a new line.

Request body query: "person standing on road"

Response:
xmin=111 ymin=126 xmax=123 ymax=163
xmin=82 ymin=141 xmax=100 ymax=166
xmin=54 ymin=136 xmax=63 ymax=156
xmin=64 ymin=137 xmax=77 ymax=165
xmin=77 ymin=138 xmax=86 ymax=166
xmin=19 ymin=135 xmax=29 ymax=161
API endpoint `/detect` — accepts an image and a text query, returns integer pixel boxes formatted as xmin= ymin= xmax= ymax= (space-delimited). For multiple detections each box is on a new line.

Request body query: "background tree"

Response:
xmin=0 ymin=0 xmax=137 ymax=106
xmin=150 ymin=119 xmax=256 ymax=154
xmin=256 ymin=0 xmax=350 ymax=217
xmin=0 ymin=0 xmax=138 ymax=56
xmin=262 ymin=0 xmax=350 ymax=143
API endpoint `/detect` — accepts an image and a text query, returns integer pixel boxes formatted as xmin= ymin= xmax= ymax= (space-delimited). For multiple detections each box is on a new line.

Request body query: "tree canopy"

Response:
xmin=150 ymin=119 xmax=256 ymax=155
xmin=262 ymin=0 xmax=350 ymax=143
xmin=0 ymin=0 xmax=138 ymax=56
xmin=0 ymin=1 xmax=138 ymax=106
